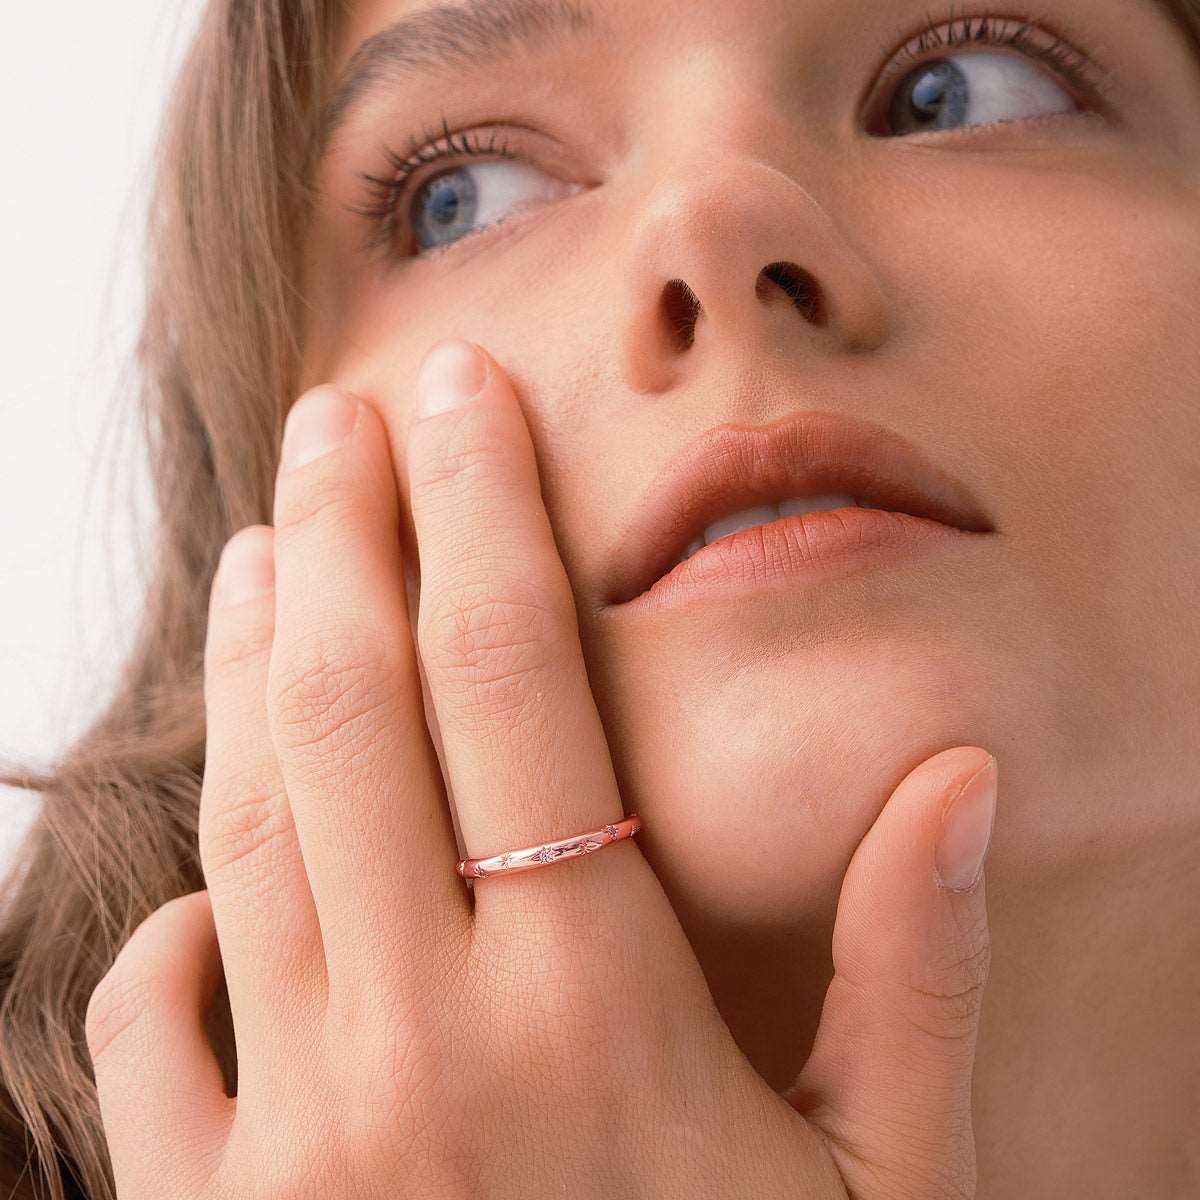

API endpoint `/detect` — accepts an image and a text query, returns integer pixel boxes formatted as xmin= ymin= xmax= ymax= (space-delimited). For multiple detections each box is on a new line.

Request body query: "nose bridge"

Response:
xmin=617 ymin=151 xmax=890 ymax=392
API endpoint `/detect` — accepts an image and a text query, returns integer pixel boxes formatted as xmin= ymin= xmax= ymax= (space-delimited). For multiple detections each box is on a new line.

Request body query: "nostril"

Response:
xmin=661 ymin=278 xmax=702 ymax=350
xmin=758 ymin=261 xmax=824 ymax=324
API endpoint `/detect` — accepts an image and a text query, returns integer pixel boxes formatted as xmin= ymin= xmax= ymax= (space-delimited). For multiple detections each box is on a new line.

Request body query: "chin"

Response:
xmin=601 ymin=627 xmax=1018 ymax=926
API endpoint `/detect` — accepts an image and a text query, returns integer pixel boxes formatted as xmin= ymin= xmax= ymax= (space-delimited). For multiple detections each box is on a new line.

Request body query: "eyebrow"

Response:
xmin=1152 ymin=0 xmax=1200 ymax=65
xmin=315 ymin=0 xmax=599 ymax=166
xmin=314 ymin=0 xmax=1200 ymax=169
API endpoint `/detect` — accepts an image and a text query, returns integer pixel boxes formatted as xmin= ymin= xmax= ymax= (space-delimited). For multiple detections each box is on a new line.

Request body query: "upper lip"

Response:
xmin=604 ymin=410 xmax=995 ymax=606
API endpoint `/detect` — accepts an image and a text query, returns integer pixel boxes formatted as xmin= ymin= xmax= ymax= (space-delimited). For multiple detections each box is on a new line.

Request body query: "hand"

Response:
xmin=85 ymin=338 xmax=1000 ymax=1199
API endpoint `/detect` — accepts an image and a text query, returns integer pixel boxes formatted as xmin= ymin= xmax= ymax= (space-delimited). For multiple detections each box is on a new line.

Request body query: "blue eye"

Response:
xmin=351 ymin=119 xmax=580 ymax=263
xmin=870 ymin=13 xmax=1108 ymax=137
xmin=882 ymin=50 xmax=1077 ymax=135
xmin=409 ymin=158 xmax=561 ymax=255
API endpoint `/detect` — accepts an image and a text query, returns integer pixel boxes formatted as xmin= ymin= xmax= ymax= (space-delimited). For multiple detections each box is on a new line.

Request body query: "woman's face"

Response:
xmin=299 ymin=0 xmax=1199 ymax=945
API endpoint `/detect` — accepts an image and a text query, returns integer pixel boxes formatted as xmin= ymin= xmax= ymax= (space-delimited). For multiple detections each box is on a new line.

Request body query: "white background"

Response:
xmin=0 ymin=5 xmax=205 ymax=875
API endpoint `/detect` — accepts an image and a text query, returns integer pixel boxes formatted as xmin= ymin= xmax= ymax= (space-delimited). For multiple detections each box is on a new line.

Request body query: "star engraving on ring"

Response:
xmin=534 ymin=846 xmax=557 ymax=864
xmin=602 ymin=823 xmax=620 ymax=840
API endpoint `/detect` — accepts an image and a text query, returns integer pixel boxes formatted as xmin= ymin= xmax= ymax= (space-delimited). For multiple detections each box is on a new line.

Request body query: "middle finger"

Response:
xmin=404 ymin=339 xmax=639 ymax=927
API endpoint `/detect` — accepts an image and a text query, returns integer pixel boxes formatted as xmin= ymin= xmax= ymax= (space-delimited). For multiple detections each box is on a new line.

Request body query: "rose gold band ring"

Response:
xmin=456 ymin=814 xmax=642 ymax=880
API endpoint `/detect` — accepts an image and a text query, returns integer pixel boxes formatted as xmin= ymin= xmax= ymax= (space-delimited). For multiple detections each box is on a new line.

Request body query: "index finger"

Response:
xmin=268 ymin=385 xmax=470 ymax=991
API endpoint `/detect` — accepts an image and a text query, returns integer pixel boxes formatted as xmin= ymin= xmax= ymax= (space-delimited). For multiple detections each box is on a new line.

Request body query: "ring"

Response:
xmin=456 ymin=814 xmax=642 ymax=879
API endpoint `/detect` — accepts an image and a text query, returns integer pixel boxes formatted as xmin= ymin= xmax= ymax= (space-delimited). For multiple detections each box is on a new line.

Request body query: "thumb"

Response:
xmin=781 ymin=746 xmax=999 ymax=1199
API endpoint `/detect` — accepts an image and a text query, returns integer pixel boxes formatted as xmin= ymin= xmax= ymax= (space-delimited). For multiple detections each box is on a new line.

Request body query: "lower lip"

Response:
xmin=611 ymin=508 xmax=986 ymax=616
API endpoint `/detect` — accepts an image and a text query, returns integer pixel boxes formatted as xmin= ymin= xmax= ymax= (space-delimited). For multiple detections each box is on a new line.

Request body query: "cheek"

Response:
xmin=1002 ymin=170 xmax=1200 ymax=453
xmin=964 ymin=167 xmax=1200 ymax=605
xmin=891 ymin=161 xmax=1200 ymax=803
xmin=881 ymin=157 xmax=1198 ymax=612
xmin=905 ymin=161 xmax=1200 ymax=519
xmin=1044 ymin=181 xmax=1200 ymax=595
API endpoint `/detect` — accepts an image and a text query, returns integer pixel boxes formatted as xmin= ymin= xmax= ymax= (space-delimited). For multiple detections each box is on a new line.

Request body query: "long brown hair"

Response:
xmin=0 ymin=3 xmax=335 ymax=1196
xmin=2 ymin=2 xmax=1198 ymax=1197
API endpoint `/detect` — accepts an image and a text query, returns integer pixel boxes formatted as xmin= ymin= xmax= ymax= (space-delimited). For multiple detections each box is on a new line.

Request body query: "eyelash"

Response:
xmin=873 ymin=6 xmax=1113 ymax=112
xmin=350 ymin=8 xmax=1113 ymax=264
xmin=350 ymin=114 xmax=518 ymax=263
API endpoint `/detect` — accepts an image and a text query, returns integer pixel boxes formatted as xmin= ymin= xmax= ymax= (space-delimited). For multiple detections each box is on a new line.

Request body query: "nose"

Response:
xmin=618 ymin=156 xmax=890 ymax=393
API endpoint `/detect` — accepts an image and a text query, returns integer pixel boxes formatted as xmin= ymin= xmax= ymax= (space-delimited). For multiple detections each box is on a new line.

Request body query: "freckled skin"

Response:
xmin=300 ymin=2 xmax=1200 ymax=1194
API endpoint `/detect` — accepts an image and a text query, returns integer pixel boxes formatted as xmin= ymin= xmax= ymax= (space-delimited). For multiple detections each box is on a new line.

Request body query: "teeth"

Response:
xmin=673 ymin=493 xmax=879 ymax=568
xmin=777 ymin=492 xmax=861 ymax=519
xmin=702 ymin=503 xmax=781 ymax=549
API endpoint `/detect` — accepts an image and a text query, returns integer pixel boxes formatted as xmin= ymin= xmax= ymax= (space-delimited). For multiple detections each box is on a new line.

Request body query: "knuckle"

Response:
xmin=412 ymin=431 xmax=511 ymax=507
xmin=897 ymin=979 xmax=987 ymax=1044
xmin=418 ymin=586 xmax=563 ymax=723
xmin=274 ymin=463 xmax=369 ymax=538
xmin=86 ymin=970 xmax=153 ymax=1062
xmin=84 ymin=897 xmax=187 ymax=1060
xmin=423 ymin=586 xmax=557 ymax=671
xmin=205 ymin=614 xmax=271 ymax=684
xmin=269 ymin=627 xmax=405 ymax=757
xmin=929 ymin=908 xmax=993 ymax=992
xmin=201 ymin=767 xmax=297 ymax=884
xmin=898 ymin=929 xmax=993 ymax=1042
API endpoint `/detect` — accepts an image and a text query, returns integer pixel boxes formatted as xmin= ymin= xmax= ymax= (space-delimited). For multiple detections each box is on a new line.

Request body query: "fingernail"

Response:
xmin=935 ymin=755 xmax=998 ymax=892
xmin=214 ymin=527 xmax=275 ymax=607
xmin=414 ymin=340 xmax=488 ymax=420
xmin=280 ymin=386 xmax=359 ymax=472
